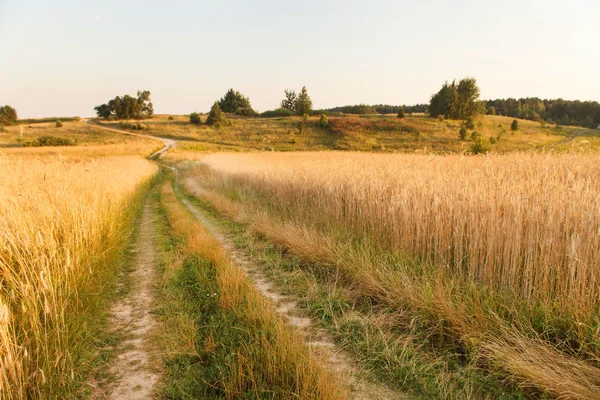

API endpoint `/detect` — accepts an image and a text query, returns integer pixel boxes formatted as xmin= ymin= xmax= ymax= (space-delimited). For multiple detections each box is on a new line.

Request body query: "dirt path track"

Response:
xmin=94 ymin=200 xmax=161 ymax=399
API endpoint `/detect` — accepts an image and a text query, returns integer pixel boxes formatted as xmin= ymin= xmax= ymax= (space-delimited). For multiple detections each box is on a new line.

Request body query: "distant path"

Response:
xmin=555 ymin=128 xmax=588 ymax=145
xmin=95 ymin=200 xmax=162 ymax=399
xmin=82 ymin=118 xmax=176 ymax=158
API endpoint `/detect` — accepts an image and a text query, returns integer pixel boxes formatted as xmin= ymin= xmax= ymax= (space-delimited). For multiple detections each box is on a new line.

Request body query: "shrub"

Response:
xmin=118 ymin=121 xmax=145 ymax=130
xmin=319 ymin=113 xmax=329 ymax=128
xmin=470 ymin=131 xmax=481 ymax=141
xmin=261 ymin=108 xmax=294 ymax=118
xmin=459 ymin=127 xmax=468 ymax=140
xmin=23 ymin=136 xmax=76 ymax=147
xmin=489 ymin=136 xmax=497 ymax=144
xmin=168 ymin=115 xmax=174 ymax=121
xmin=236 ymin=107 xmax=257 ymax=117
xmin=465 ymin=116 xmax=475 ymax=129
xmin=397 ymin=107 xmax=405 ymax=119
xmin=205 ymin=102 xmax=225 ymax=127
xmin=438 ymin=115 xmax=444 ymax=122
xmin=55 ymin=120 xmax=63 ymax=128
xmin=511 ymin=119 xmax=519 ymax=131
xmin=486 ymin=106 xmax=496 ymax=115
xmin=471 ymin=137 xmax=491 ymax=154
xmin=189 ymin=112 xmax=202 ymax=125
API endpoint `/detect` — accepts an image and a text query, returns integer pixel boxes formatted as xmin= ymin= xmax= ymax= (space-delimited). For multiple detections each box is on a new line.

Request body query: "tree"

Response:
xmin=55 ymin=120 xmax=63 ymax=128
xmin=465 ymin=117 xmax=475 ymax=129
xmin=294 ymin=86 xmax=313 ymax=116
xmin=189 ymin=112 xmax=202 ymax=125
xmin=397 ymin=107 xmax=405 ymax=119
xmin=429 ymin=78 xmax=483 ymax=120
xmin=459 ymin=127 xmax=468 ymax=140
xmin=94 ymin=91 xmax=154 ymax=120
xmin=0 ymin=105 xmax=18 ymax=125
xmin=511 ymin=119 xmax=519 ymax=131
xmin=319 ymin=113 xmax=329 ymax=127
xmin=486 ymin=106 xmax=496 ymax=115
xmin=218 ymin=89 xmax=254 ymax=115
xmin=471 ymin=137 xmax=491 ymax=154
xmin=205 ymin=102 xmax=225 ymax=126
xmin=456 ymin=78 xmax=480 ymax=119
xmin=281 ymin=89 xmax=298 ymax=112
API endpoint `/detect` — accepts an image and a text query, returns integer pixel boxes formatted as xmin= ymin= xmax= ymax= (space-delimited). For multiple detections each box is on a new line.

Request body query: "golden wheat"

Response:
xmin=197 ymin=152 xmax=600 ymax=321
xmin=0 ymin=155 xmax=157 ymax=399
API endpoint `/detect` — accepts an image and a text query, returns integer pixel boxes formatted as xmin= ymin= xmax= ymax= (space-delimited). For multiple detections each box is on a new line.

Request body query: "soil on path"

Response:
xmin=94 ymin=200 xmax=161 ymax=400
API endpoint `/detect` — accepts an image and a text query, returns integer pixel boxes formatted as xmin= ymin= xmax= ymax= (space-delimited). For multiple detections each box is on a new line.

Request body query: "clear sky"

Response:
xmin=1 ymin=0 xmax=598 ymax=118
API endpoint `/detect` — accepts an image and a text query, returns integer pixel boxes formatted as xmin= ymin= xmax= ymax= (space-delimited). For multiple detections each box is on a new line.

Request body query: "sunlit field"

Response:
xmin=180 ymin=151 xmax=600 ymax=398
xmin=97 ymin=114 xmax=599 ymax=154
xmin=0 ymin=155 xmax=157 ymax=398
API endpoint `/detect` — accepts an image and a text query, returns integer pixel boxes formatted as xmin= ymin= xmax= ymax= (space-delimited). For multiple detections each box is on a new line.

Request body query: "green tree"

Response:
xmin=94 ymin=90 xmax=154 ymax=120
xmin=319 ymin=113 xmax=329 ymax=127
xmin=397 ymin=107 xmax=405 ymax=119
xmin=456 ymin=77 xmax=480 ymax=119
xmin=294 ymin=86 xmax=313 ymax=116
xmin=471 ymin=137 xmax=491 ymax=154
xmin=511 ymin=119 xmax=519 ymax=131
xmin=281 ymin=89 xmax=298 ymax=112
xmin=487 ymin=106 xmax=496 ymax=115
xmin=0 ymin=105 xmax=18 ymax=125
xmin=55 ymin=120 xmax=63 ymax=128
xmin=205 ymin=102 xmax=225 ymax=126
xmin=189 ymin=112 xmax=202 ymax=125
xmin=218 ymin=89 xmax=254 ymax=114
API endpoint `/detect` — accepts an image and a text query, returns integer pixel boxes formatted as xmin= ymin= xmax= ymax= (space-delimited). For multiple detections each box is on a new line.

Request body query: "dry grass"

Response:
xmin=158 ymin=181 xmax=346 ymax=399
xmin=180 ymin=151 xmax=600 ymax=398
xmin=0 ymin=120 xmax=162 ymax=158
xmin=96 ymin=114 xmax=598 ymax=154
xmin=0 ymin=155 xmax=157 ymax=399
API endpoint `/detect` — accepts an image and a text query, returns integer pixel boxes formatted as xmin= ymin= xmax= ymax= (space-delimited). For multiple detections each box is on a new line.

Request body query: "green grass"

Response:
xmin=153 ymin=173 xmax=345 ymax=400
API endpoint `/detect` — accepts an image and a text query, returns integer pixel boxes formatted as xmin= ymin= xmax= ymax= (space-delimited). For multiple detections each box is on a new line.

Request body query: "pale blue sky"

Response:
xmin=0 ymin=0 xmax=598 ymax=118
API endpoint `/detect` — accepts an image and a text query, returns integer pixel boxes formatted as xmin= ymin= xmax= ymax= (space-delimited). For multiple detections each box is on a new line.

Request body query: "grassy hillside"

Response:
xmin=0 ymin=120 xmax=162 ymax=157
xmin=95 ymin=114 xmax=599 ymax=155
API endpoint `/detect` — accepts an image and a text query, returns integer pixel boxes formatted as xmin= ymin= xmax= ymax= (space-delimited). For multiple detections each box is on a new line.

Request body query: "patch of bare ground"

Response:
xmin=93 ymin=200 xmax=162 ymax=400
xmin=177 ymin=193 xmax=404 ymax=400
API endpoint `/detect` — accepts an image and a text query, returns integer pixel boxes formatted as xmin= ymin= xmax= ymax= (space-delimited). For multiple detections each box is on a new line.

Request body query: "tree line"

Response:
xmin=485 ymin=98 xmax=600 ymax=128
xmin=91 ymin=84 xmax=599 ymax=130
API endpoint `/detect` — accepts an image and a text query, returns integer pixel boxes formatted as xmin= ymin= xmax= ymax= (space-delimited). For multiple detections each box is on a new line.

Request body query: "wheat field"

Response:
xmin=0 ymin=155 xmax=157 ymax=398
xmin=182 ymin=151 xmax=600 ymax=398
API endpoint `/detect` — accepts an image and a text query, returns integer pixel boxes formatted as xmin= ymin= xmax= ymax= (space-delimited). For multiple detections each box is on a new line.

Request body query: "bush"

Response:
xmin=489 ymin=136 xmax=497 ymax=144
xmin=319 ymin=113 xmax=329 ymax=128
xmin=168 ymin=115 xmax=175 ymax=121
xmin=205 ymin=102 xmax=225 ymax=127
xmin=119 ymin=121 xmax=146 ymax=130
xmin=470 ymin=131 xmax=481 ymax=141
xmin=511 ymin=119 xmax=519 ymax=131
xmin=471 ymin=137 xmax=491 ymax=154
xmin=55 ymin=120 xmax=63 ymax=128
xmin=189 ymin=112 xmax=202 ymax=125
xmin=397 ymin=107 xmax=405 ymax=119
xmin=261 ymin=108 xmax=294 ymax=118
xmin=465 ymin=117 xmax=475 ymax=129
xmin=236 ymin=107 xmax=257 ymax=117
xmin=486 ymin=106 xmax=496 ymax=115
xmin=459 ymin=127 xmax=468 ymax=140
xmin=23 ymin=136 xmax=76 ymax=147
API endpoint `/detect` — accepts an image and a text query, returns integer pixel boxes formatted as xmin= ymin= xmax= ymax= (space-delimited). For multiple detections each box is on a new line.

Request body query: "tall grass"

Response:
xmin=182 ymin=151 xmax=600 ymax=398
xmin=0 ymin=156 xmax=157 ymax=399
xmin=198 ymin=152 xmax=600 ymax=321
xmin=158 ymin=181 xmax=346 ymax=399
